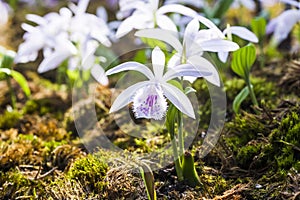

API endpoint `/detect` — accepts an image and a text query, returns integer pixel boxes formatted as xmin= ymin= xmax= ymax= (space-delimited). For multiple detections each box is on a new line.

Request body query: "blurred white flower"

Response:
xmin=267 ymin=9 xmax=300 ymax=45
xmin=115 ymin=0 xmax=198 ymax=38
xmin=15 ymin=0 xmax=112 ymax=85
xmin=0 ymin=0 xmax=11 ymax=25
xmin=106 ymin=46 xmax=212 ymax=119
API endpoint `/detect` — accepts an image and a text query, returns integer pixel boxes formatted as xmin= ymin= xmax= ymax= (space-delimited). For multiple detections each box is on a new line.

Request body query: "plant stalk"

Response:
xmin=169 ymin=126 xmax=183 ymax=181
xmin=6 ymin=76 xmax=16 ymax=109
xmin=246 ymin=78 xmax=258 ymax=107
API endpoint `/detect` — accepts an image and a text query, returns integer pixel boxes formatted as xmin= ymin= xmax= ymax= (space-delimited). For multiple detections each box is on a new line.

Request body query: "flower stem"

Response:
xmin=168 ymin=120 xmax=183 ymax=181
xmin=6 ymin=75 xmax=16 ymax=109
xmin=246 ymin=78 xmax=258 ymax=107
xmin=178 ymin=112 xmax=184 ymax=159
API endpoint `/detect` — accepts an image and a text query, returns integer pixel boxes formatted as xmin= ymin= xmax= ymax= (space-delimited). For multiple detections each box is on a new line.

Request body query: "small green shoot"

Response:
xmin=0 ymin=48 xmax=31 ymax=108
xmin=139 ymin=163 xmax=156 ymax=200
xmin=231 ymin=43 xmax=258 ymax=113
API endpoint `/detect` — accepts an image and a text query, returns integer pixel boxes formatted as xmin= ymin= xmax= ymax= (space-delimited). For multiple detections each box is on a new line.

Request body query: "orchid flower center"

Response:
xmin=132 ymin=84 xmax=167 ymax=120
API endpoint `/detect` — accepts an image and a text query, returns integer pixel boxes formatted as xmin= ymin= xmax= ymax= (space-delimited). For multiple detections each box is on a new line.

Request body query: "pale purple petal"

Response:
xmin=161 ymin=83 xmax=195 ymax=118
xmin=163 ymin=64 xmax=212 ymax=81
xmin=187 ymin=55 xmax=220 ymax=86
xmin=223 ymin=26 xmax=258 ymax=43
xmin=267 ymin=9 xmax=300 ymax=44
xmin=156 ymin=14 xmax=178 ymax=32
xmin=38 ymin=39 xmax=76 ymax=73
xmin=91 ymin=64 xmax=109 ymax=85
xmin=200 ymin=39 xmax=239 ymax=52
xmin=116 ymin=14 xmax=150 ymax=38
xmin=135 ymin=29 xmax=182 ymax=52
xmin=167 ymin=53 xmax=181 ymax=68
xmin=217 ymin=51 xmax=229 ymax=63
xmin=38 ymin=50 xmax=72 ymax=73
xmin=106 ymin=61 xmax=155 ymax=80
xmin=152 ymin=46 xmax=165 ymax=78
xmin=157 ymin=4 xmax=198 ymax=18
xmin=183 ymin=18 xmax=199 ymax=51
xmin=26 ymin=14 xmax=47 ymax=25
xmin=110 ymin=81 xmax=150 ymax=113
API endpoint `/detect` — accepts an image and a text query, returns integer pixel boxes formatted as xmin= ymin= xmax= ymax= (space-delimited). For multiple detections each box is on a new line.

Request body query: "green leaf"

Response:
xmin=231 ymin=43 xmax=256 ymax=79
xmin=0 ymin=68 xmax=31 ymax=97
xmin=233 ymin=86 xmax=250 ymax=113
xmin=167 ymin=80 xmax=183 ymax=91
xmin=0 ymin=55 xmax=15 ymax=69
xmin=133 ymin=50 xmax=148 ymax=63
xmin=182 ymin=152 xmax=201 ymax=187
xmin=251 ymin=17 xmax=266 ymax=41
xmin=210 ymin=0 xmax=234 ymax=19
xmin=139 ymin=164 xmax=157 ymax=200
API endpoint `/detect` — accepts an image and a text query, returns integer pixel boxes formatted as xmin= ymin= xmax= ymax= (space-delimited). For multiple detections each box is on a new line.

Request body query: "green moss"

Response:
xmin=0 ymin=169 xmax=36 ymax=199
xmin=267 ymin=111 xmax=300 ymax=170
xmin=23 ymin=99 xmax=64 ymax=119
xmin=68 ymin=154 xmax=108 ymax=193
xmin=224 ymin=112 xmax=269 ymax=153
xmin=236 ymin=143 xmax=262 ymax=169
xmin=0 ymin=110 xmax=21 ymax=129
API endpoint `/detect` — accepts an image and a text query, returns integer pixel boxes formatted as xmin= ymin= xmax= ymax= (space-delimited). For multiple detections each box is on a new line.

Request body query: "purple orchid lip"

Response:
xmin=133 ymin=84 xmax=168 ymax=120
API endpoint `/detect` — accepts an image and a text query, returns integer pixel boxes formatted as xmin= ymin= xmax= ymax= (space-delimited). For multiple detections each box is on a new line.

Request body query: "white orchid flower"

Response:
xmin=15 ymin=0 xmax=111 ymax=85
xmin=267 ymin=9 xmax=300 ymax=46
xmin=135 ymin=17 xmax=239 ymax=86
xmin=115 ymin=0 xmax=198 ymax=38
xmin=106 ymin=46 xmax=212 ymax=120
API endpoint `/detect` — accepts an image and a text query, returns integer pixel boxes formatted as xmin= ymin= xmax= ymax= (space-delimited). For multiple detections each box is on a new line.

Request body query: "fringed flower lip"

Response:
xmin=106 ymin=46 xmax=212 ymax=120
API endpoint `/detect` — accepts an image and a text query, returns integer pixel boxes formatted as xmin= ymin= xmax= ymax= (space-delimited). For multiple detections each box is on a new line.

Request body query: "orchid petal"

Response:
xmin=167 ymin=53 xmax=181 ymax=68
xmin=38 ymin=50 xmax=72 ymax=73
xmin=77 ymin=0 xmax=89 ymax=14
xmin=115 ymin=16 xmax=136 ymax=38
xmin=157 ymin=4 xmax=197 ymax=18
xmin=116 ymin=14 xmax=150 ymax=38
xmin=106 ymin=61 xmax=155 ymax=80
xmin=188 ymin=55 xmax=220 ymax=86
xmin=200 ymin=39 xmax=239 ymax=52
xmin=110 ymin=81 xmax=150 ymax=113
xmin=161 ymin=83 xmax=195 ymax=118
xmin=269 ymin=10 xmax=300 ymax=44
xmin=217 ymin=51 xmax=229 ymax=63
xmin=183 ymin=18 xmax=199 ymax=51
xmin=156 ymin=15 xmax=178 ymax=32
xmin=26 ymin=14 xmax=47 ymax=25
xmin=223 ymin=26 xmax=258 ymax=43
xmin=196 ymin=15 xmax=220 ymax=30
xmin=38 ymin=39 xmax=76 ymax=73
xmin=91 ymin=64 xmax=109 ymax=86
xmin=152 ymin=47 xmax=165 ymax=79
xmin=135 ymin=29 xmax=182 ymax=52
xmin=163 ymin=64 xmax=212 ymax=81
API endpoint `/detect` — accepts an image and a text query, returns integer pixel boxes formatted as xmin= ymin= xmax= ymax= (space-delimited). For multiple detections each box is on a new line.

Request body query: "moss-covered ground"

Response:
xmin=1 ymin=2 xmax=300 ymax=200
